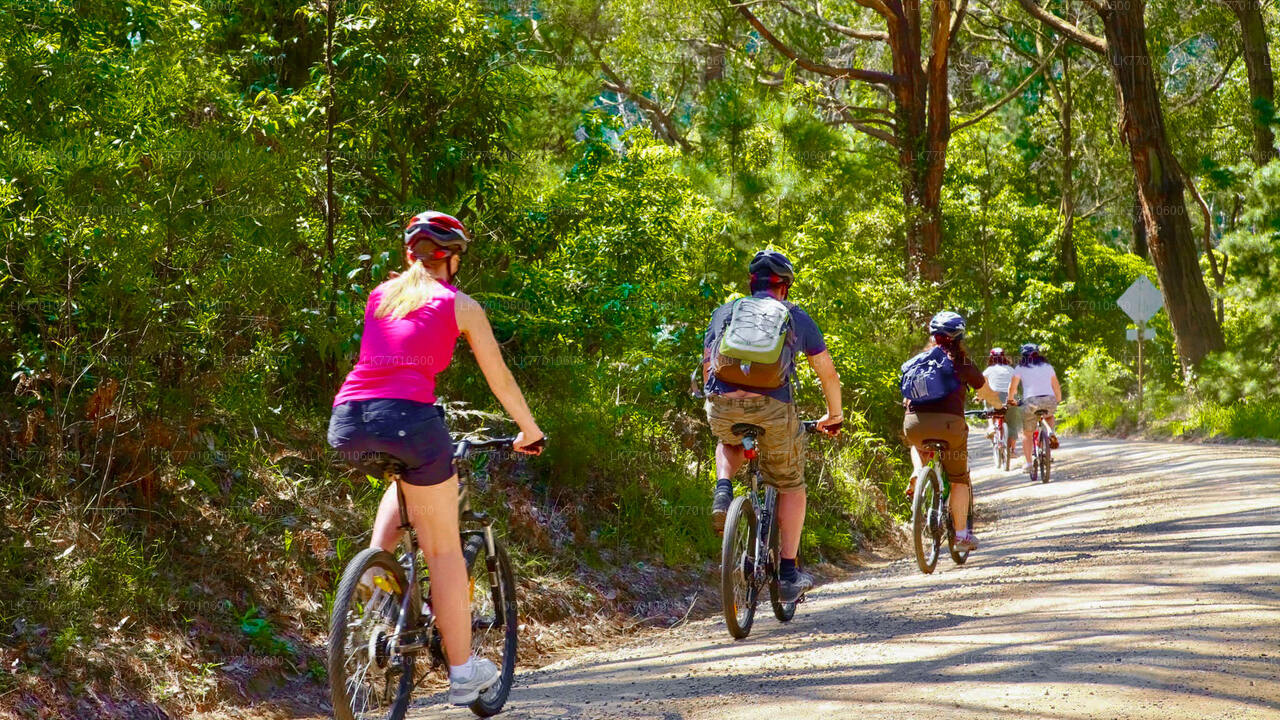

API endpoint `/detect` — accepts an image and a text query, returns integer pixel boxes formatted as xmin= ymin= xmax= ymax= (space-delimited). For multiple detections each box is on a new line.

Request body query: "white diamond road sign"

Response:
xmin=1118 ymin=276 xmax=1163 ymax=325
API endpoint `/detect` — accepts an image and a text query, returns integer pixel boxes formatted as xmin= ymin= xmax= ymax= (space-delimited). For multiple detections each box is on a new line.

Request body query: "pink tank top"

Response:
xmin=333 ymin=281 xmax=460 ymax=406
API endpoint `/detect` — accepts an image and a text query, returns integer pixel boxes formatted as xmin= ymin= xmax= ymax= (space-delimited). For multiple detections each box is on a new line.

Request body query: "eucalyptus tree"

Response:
xmin=1224 ymin=0 xmax=1277 ymax=164
xmin=1016 ymin=0 xmax=1225 ymax=368
xmin=731 ymin=0 xmax=997 ymax=281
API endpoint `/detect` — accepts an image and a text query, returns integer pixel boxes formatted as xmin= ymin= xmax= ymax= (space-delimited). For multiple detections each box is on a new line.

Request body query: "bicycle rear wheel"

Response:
xmin=721 ymin=495 xmax=759 ymax=639
xmin=911 ymin=469 xmax=942 ymax=575
xmin=329 ymin=548 xmax=418 ymax=720
xmin=1039 ymin=430 xmax=1051 ymax=483
xmin=462 ymin=533 xmax=518 ymax=717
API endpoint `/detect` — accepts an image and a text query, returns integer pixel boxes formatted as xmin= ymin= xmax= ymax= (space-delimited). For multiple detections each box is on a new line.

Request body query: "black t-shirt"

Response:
xmin=905 ymin=351 xmax=986 ymax=416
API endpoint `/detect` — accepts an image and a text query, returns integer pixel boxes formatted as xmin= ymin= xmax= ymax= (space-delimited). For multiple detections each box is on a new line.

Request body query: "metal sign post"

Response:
xmin=1136 ymin=323 xmax=1144 ymax=420
xmin=1125 ymin=324 xmax=1147 ymax=420
xmin=1118 ymin=277 xmax=1163 ymax=428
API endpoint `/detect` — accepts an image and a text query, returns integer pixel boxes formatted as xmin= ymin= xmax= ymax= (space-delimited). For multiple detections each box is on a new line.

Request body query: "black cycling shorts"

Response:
xmin=327 ymin=399 xmax=454 ymax=486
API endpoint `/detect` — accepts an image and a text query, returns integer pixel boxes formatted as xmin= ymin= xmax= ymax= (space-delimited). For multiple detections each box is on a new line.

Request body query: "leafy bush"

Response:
xmin=1064 ymin=349 xmax=1134 ymax=412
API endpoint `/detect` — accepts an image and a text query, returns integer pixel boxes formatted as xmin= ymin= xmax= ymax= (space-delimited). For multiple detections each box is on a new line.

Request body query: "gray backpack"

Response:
xmin=709 ymin=297 xmax=794 ymax=389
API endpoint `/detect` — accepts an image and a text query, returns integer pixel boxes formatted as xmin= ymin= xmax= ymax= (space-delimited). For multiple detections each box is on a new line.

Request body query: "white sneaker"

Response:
xmin=449 ymin=657 xmax=499 ymax=705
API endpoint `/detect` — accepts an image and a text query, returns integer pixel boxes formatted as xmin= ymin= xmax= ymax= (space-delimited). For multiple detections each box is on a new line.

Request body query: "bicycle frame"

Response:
xmin=740 ymin=433 xmax=778 ymax=586
xmin=918 ymin=450 xmax=951 ymax=515
xmin=383 ymin=441 xmax=508 ymax=658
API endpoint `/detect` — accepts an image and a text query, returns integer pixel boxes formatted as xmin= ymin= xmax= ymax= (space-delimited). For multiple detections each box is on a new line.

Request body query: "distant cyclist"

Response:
xmin=901 ymin=312 xmax=1001 ymax=552
xmin=1006 ymin=342 xmax=1062 ymax=480
xmin=982 ymin=348 xmax=1020 ymax=459
xmin=327 ymin=211 xmax=544 ymax=705
xmin=701 ymin=251 xmax=842 ymax=602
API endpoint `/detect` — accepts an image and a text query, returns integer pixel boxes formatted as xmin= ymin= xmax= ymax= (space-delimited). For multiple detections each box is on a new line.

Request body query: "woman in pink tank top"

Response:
xmin=328 ymin=211 xmax=544 ymax=700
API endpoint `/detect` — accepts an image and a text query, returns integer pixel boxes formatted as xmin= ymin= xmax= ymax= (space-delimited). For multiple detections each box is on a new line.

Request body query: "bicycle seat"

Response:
xmin=731 ymin=422 xmax=765 ymax=439
xmin=1035 ymin=410 xmax=1049 ymax=417
xmin=923 ymin=439 xmax=949 ymax=452
xmin=359 ymin=451 xmax=409 ymax=477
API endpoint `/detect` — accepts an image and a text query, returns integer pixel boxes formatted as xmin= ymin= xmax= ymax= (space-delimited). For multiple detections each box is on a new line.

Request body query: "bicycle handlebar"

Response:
xmin=453 ymin=435 xmax=546 ymax=458
xmin=803 ymin=419 xmax=842 ymax=436
xmin=965 ymin=409 xmax=1006 ymax=419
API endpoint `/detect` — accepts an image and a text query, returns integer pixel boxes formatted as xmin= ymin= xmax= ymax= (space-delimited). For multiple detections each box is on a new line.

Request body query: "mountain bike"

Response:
xmin=720 ymin=419 xmax=838 ymax=640
xmin=328 ymin=435 xmax=542 ymax=720
xmin=909 ymin=409 xmax=1000 ymax=574
xmin=1031 ymin=409 xmax=1052 ymax=483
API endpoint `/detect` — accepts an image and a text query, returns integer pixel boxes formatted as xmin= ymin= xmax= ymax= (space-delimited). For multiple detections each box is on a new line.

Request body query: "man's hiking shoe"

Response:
xmin=449 ymin=657 xmax=499 ymax=705
xmin=905 ymin=471 xmax=919 ymax=499
xmin=954 ymin=530 xmax=979 ymax=552
xmin=777 ymin=570 xmax=813 ymax=603
xmin=711 ymin=489 xmax=733 ymax=534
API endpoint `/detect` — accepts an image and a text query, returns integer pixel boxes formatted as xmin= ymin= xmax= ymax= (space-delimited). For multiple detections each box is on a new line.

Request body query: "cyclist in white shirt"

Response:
xmin=982 ymin=348 xmax=1020 ymax=460
xmin=1006 ymin=343 xmax=1062 ymax=480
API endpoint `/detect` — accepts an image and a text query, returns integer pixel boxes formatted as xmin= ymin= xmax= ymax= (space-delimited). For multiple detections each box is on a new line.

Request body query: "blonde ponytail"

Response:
xmin=375 ymin=261 xmax=442 ymax=320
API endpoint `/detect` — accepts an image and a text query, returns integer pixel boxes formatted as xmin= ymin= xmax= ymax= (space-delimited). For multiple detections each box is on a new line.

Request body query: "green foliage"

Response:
xmin=238 ymin=605 xmax=296 ymax=661
xmin=1065 ymin=349 xmax=1134 ymax=410
xmin=6 ymin=0 xmax=1280 ymax=712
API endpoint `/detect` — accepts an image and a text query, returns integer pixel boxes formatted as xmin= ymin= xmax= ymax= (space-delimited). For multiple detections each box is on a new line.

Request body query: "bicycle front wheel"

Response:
xmin=721 ymin=495 xmax=759 ymax=639
xmin=911 ymin=469 xmax=942 ymax=575
xmin=329 ymin=548 xmax=418 ymax=720
xmin=462 ymin=533 xmax=518 ymax=717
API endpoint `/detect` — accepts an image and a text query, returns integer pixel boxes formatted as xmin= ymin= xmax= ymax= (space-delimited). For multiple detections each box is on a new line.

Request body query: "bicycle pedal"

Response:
xmin=373 ymin=575 xmax=402 ymax=595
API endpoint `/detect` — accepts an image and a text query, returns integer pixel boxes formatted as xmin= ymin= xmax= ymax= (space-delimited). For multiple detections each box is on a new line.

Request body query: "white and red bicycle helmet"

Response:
xmin=403 ymin=211 xmax=470 ymax=260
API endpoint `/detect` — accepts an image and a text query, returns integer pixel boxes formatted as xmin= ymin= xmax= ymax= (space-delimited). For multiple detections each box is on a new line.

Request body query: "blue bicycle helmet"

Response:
xmin=1020 ymin=343 xmax=1040 ymax=357
xmin=929 ymin=311 xmax=966 ymax=340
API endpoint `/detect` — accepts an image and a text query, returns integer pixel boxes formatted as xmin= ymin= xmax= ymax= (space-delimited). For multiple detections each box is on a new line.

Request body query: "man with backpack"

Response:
xmin=701 ymin=251 xmax=843 ymax=602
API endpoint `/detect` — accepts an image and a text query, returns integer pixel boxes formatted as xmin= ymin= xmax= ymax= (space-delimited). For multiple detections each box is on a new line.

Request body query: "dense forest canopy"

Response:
xmin=3 ymin=0 xmax=1280 ymax=713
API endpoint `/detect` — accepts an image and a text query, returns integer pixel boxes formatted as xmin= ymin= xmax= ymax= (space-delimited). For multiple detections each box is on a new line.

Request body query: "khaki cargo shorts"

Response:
xmin=1022 ymin=395 xmax=1059 ymax=432
xmin=705 ymin=394 xmax=805 ymax=493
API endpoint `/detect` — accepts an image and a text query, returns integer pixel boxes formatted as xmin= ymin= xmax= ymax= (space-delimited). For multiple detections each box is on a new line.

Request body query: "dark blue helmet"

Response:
xmin=929 ymin=311 xmax=966 ymax=340
xmin=1020 ymin=343 xmax=1040 ymax=357
xmin=748 ymin=250 xmax=795 ymax=283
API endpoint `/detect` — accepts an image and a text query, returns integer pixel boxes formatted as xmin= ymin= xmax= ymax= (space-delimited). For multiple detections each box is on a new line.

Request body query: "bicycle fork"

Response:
xmin=460 ymin=482 xmax=506 ymax=632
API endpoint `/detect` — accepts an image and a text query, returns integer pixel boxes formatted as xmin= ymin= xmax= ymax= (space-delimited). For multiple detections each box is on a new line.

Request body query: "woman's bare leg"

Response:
xmin=401 ymin=476 xmax=471 ymax=664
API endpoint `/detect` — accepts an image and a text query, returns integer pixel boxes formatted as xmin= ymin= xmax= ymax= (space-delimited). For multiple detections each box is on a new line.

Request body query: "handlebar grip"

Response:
xmin=522 ymin=436 xmax=547 ymax=454
xmin=804 ymin=420 xmax=842 ymax=435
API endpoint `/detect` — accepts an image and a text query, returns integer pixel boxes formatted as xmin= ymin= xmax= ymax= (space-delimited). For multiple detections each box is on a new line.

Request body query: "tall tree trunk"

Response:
xmin=1130 ymin=187 xmax=1148 ymax=259
xmin=1101 ymin=1 xmax=1224 ymax=367
xmin=324 ymin=0 xmax=338 ymax=324
xmin=1227 ymin=0 xmax=1278 ymax=165
xmin=895 ymin=0 xmax=950 ymax=282
xmin=738 ymin=0 xmax=958 ymax=283
xmin=1058 ymin=43 xmax=1078 ymax=281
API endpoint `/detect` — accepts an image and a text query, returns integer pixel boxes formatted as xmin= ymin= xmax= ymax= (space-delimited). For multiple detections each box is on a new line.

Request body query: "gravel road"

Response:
xmin=409 ymin=435 xmax=1280 ymax=720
